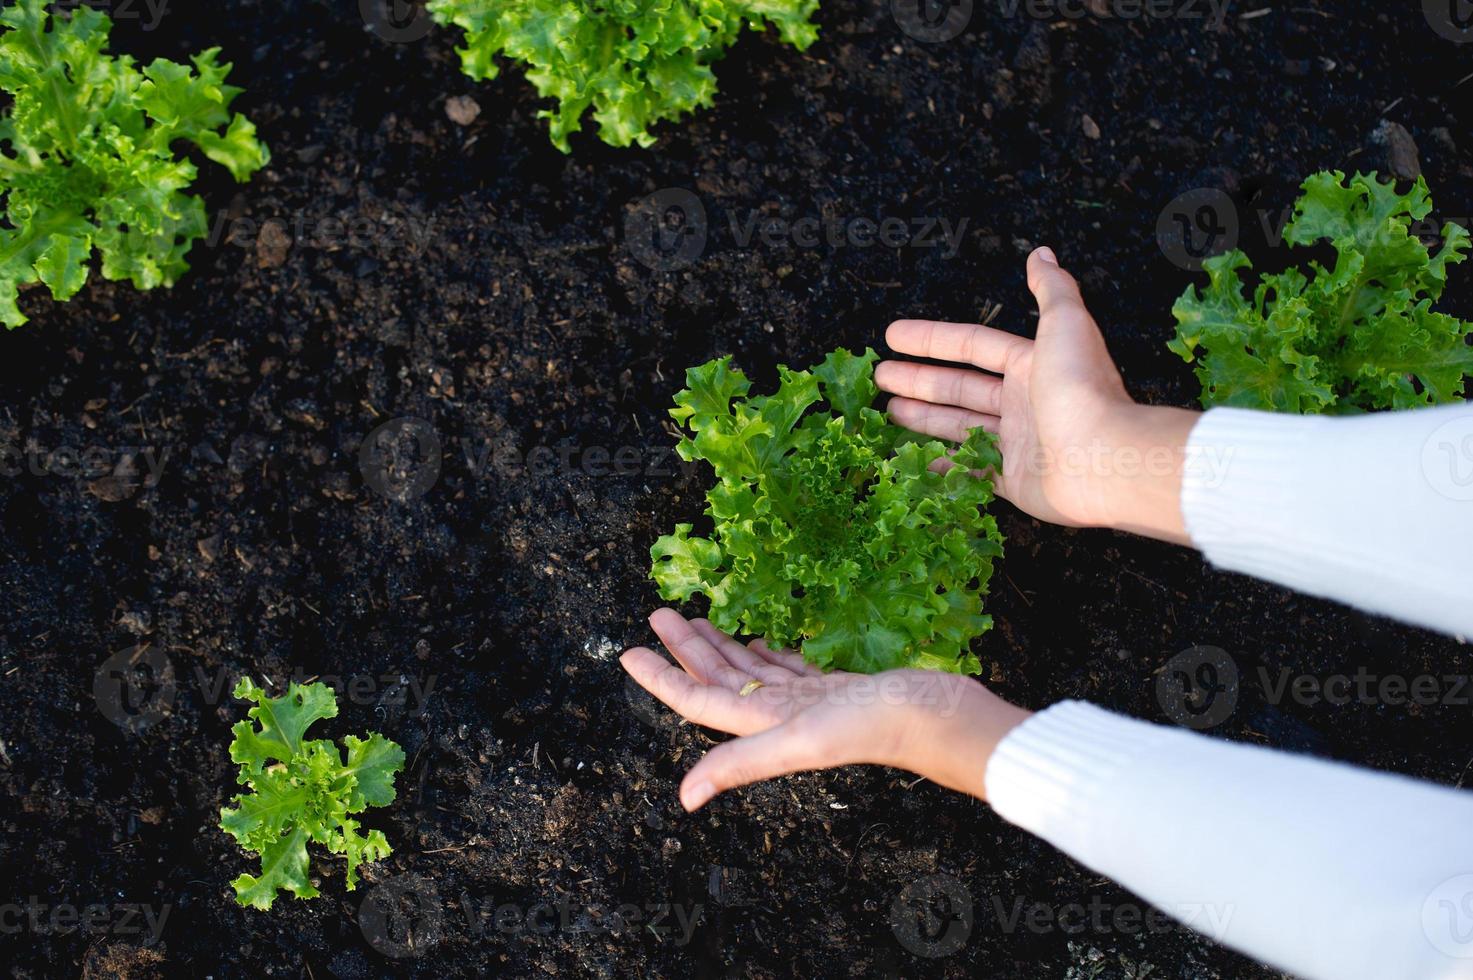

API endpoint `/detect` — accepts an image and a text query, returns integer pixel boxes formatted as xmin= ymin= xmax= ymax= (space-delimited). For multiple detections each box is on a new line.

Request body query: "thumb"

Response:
xmin=679 ymin=717 xmax=848 ymax=811
xmin=1024 ymin=247 xmax=1122 ymax=381
xmin=1025 ymin=246 xmax=1090 ymax=324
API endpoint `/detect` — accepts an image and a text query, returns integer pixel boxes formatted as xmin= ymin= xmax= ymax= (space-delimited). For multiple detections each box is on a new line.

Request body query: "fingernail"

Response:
xmin=1035 ymin=246 xmax=1058 ymax=266
xmin=682 ymin=780 xmax=715 ymax=811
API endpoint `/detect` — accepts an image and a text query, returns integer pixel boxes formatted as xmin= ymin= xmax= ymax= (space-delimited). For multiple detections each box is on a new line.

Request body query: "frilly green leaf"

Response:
xmin=1170 ymin=171 xmax=1473 ymax=413
xmin=219 ymin=679 xmax=403 ymax=910
xmin=651 ymin=348 xmax=1004 ymax=675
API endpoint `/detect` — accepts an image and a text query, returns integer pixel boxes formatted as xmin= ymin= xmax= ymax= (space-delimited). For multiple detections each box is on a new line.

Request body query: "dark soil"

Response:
xmin=2 ymin=1 xmax=1471 ymax=977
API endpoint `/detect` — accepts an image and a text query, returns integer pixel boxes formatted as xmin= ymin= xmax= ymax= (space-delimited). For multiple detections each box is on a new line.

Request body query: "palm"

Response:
xmin=874 ymin=249 xmax=1132 ymax=528
xmin=621 ymin=609 xmax=966 ymax=810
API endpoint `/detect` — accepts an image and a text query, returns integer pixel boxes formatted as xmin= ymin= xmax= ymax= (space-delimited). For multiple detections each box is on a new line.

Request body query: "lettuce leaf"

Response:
xmin=427 ymin=0 xmax=819 ymax=152
xmin=0 ymin=0 xmax=269 ymax=327
xmin=651 ymin=348 xmax=1004 ymax=675
xmin=219 ymin=678 xmax=403 ymax=911
xmin=1170 ymin=171 xmax=1473 ymax=413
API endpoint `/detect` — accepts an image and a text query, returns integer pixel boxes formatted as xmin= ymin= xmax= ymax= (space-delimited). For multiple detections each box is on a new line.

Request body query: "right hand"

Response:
xmin=875 ymin=247 xmax=1197 ymax=543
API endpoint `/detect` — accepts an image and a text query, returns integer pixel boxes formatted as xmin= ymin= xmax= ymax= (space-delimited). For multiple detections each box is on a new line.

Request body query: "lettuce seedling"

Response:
xmin=219 ymin=678 xmax=404 ymax=911
xmin=0 ymin=0 xmax=269 ymax=328
xmin=426 ymin=0 xmax=819 ymax=152
xmin=1170 ymin=171 xmax=1473 ymax=413
xmin=651 ymin=348 xmax=1004 ymax=675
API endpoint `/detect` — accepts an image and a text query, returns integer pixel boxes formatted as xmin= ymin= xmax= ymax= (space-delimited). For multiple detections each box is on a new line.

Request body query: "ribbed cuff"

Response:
xmin=984 ymin=701 xmax=1172 ymax=859
xmin=1180 ymin=407 xmax=1328 ymax=581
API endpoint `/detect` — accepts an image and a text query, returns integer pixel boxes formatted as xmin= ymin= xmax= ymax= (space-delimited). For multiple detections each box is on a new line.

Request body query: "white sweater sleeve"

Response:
xmin=986 ymin=701 xmax=1473 ymax=980
xmin=1180 ymin=404 xmax=1473 ymax=638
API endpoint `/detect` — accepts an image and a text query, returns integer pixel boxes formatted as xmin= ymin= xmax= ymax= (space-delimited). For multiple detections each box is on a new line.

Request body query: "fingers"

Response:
xmin=748 ymin=637 xmax=825 ymax=678
xmin=649 ymin=608 xmax=752 ymax=693
xmin=619 ymin=647 xmax=773 ymax=736
xmin=886 ymin=319 xmax=1030 ymax=374
xmin=679 ymin=716 xmax=842 ymax=810
xmin=874 ymin=361 xmax=1003 ymax=415
xmin=887 ymin=397 xmax=998 ymax=443
xmin=688 ymin=618 xmax=797 ymax=686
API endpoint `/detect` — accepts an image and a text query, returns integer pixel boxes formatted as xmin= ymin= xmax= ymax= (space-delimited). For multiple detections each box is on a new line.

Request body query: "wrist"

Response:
xmin=1091 ymin=402 xmax=1198 ymax=545
xmin=906 ymin=677 xmax=1031 ymax=802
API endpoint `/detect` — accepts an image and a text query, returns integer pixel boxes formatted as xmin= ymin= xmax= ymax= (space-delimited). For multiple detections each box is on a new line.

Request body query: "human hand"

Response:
xmin=620 ymin=609 xmax=1031 ymax=811
xmin=875 ymin=248 xmax=1198 ymax=544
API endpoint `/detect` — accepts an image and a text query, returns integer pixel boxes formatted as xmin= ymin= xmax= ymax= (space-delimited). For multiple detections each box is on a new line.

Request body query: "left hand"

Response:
xmin=620 ymin=609 xmax=1031 ymax=811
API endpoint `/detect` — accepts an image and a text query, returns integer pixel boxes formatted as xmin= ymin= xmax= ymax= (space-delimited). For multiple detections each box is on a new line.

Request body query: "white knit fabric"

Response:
xmin=985 ymin=404 xmax=1473 ymax=978
xmin=1180 ymin=404 xmax=1473 ymax=639
xmin=987 ymin=701 xmax=1473 ymax=980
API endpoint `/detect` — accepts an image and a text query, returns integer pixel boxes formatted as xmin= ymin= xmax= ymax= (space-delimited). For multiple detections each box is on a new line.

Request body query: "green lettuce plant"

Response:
xmin=0 ymin=0 xmax=269 ymax=328
xmin=219 ymin=678 xmax=404 ymax=911
xmin=651 ymin=348 xmax=1004 ymax=675
xmin=1169 ymin=171 xmax=1473 ymax=413
xmin=426 ymin=0 xmax=819 ymax=152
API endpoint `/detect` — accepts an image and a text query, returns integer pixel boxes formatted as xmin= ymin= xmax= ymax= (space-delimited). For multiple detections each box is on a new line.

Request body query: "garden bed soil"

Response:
xmin=2 ymin=1 xmax=1471 ymax=977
